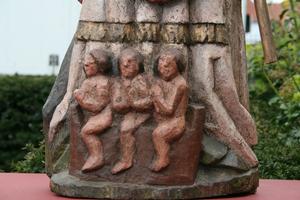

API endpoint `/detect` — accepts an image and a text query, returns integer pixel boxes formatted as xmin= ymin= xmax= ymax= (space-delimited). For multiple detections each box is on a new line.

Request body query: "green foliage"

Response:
xmin=0 ymin=75 xmax=55 ymax=171
xmin=12 ymin=140 xmax=45 ymax=173
xmin=248 ymin=0 xmax=300 ymax=179
xmin=252 ymin=100 xmax=300 ymax=179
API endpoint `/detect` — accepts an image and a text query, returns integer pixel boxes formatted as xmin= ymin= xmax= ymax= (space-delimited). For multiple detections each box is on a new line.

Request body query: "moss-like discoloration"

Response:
xmin=76 ymin=21 xmax=228 ymax=45
xmin=53 ymin=144 xmax=70 ymax=173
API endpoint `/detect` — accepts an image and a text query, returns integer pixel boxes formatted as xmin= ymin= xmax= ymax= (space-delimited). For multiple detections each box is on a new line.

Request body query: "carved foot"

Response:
xmin=81 ymin=156 xmax=104 ymax=173
xmin=111 ymin=161 xmax=132 ymax=175
xmin=150 ymin=158 xmax=170 ymax=172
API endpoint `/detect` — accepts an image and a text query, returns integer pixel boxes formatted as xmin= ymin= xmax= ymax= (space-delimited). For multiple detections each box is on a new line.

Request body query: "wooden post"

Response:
xmin=254 ymin=0 xmax=278 ymax=64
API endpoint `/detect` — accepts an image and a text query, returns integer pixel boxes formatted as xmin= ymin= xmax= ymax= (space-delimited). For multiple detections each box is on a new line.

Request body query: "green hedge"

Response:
xmin=0 ymin=75 xmax=55 ymax=171
xmin=1 ymin=1 xmax=300 ymax=177
xmin=249 ymin=0 xmax=300 ymax=179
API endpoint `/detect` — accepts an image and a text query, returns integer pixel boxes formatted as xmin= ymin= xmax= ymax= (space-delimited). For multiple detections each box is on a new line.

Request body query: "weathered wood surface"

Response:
xmin=44 ymin=0 xmax=258 ymax=198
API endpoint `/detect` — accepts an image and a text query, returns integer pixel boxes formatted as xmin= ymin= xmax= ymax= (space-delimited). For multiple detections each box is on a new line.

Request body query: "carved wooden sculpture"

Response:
xmin=73 ymin=49 xmax=112 ymax=172
xmin=44 ymin=0 xmax=276 ymax=199
xmin=111 ymin=48 xmax=152 ymax=174
xmin=151 ymin=49 xmax=188 ymax=172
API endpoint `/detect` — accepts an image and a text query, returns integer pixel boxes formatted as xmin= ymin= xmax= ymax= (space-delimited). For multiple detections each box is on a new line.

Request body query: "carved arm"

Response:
xmin=152 ymin=84 xmax=186 ymax=115
xmin=128 ymin=76 xmax=152 ymax=111
xmin=130 ymin=96 xmax=152 ymax=111
xmin=74 ymin=88 xmax=110 ymax=113
xmin=111 ymin=81 xmax=130 ymax=113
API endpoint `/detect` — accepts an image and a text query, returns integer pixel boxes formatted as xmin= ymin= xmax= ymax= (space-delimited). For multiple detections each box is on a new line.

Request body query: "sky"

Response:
xmin=0 ymin=0 xmax=80 ymax=75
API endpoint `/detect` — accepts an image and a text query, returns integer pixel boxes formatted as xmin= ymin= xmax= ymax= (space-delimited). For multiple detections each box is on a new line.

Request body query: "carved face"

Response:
xmin=84 ymin=54 xmax=98 ymax=77
xmin=119 ymin=55 xmax=139 ymax=79
xmin=158 ymin=54 xmax=178 ymax=81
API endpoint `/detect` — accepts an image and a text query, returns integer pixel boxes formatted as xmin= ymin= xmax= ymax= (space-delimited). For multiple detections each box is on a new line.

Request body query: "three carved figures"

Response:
xmin=75 ymin=47 xmax=188 ymax=174
xmin=44 ymin=0 xmax=274 ymax=198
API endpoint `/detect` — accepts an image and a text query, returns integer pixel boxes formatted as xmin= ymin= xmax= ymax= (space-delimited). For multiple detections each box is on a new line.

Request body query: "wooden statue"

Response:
xmin=151 ymin=49 xmax=188 ymax=172
xmin=111 ymin=48 xmax=152 ymax=174
xmin=73 ymin=49 xmax=112 ymax=172
xmin=43 ymin=0 xmax=276 ymax=199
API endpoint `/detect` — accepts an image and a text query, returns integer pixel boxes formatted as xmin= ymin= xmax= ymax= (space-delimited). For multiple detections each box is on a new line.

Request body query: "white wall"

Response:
xmin=246 ymin=22 xmax=261 ymax=44
xmin=0 ymin=0 xmax=81 ymax=75
xmin=242 ymin=0 xmax=247 ymax=28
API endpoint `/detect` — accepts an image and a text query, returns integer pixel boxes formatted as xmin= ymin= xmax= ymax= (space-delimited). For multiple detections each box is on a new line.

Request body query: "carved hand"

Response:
xmin=132 ymin=77 xmax=149 ymax=96
xmin=127 ymin=76 xmax=147 ymax=99
xmin=151 ymin=84 xmax=163 ymax=98
xmin=136 ymin=77 xmax=148 ymax=91
xmin=73 ymin=89 xmax=84 ymax=102
xmin=48 ymin=99 xmax=69 ymax=142
xmin=128 ymin=87 xmax=148 ymax=105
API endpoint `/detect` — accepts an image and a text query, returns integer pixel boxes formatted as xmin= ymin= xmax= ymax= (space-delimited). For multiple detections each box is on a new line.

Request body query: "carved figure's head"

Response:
xmin=118 ymin=48 xmax=144 ymax=79
xmin=154 ymin=48 xmax=185 ymax=81
xmin=84 ymin=49 xmax=112 ymax=77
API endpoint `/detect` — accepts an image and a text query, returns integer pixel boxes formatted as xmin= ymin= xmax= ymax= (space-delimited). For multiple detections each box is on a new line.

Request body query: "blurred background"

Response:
xmin=0 ymin=0 xmax=80 ymax=75
xmin=0 ymin=0 xmax=299 ymax=180
xmin=0 ymin=0 xmax=284 ymax=75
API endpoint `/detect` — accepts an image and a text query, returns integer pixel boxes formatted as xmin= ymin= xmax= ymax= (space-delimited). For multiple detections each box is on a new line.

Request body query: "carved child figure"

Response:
xmin=73 ymin=49 xmax=113 ymax=172
xmin=150 ymin=49 xmax=188 ymax=172
xmin=111 ymin=48 xmax=152 ymax=174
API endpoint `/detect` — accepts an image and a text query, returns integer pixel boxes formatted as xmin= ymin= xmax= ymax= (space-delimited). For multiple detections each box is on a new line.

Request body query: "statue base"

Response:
xmin=50 ymin=167 xmax=259 ymax=199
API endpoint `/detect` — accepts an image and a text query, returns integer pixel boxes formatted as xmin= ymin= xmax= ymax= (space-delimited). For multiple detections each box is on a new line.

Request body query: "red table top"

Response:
xmin=0 ymin=173 xmax=300 ymax=200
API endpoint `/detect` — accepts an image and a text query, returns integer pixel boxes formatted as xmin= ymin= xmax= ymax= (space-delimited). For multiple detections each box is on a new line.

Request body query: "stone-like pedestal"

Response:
xmin=50 ymin=167 xmax=259 ymax=199
xmin=50 ymin=102 xmax=259 ymax=199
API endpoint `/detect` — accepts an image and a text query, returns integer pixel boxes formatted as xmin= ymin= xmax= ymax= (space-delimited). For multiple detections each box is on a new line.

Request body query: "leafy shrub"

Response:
xmin=1 ymin=2 xmax=300 ymax=178
xmin=12 ymin=140 xmax=45 ymax=173
xmin=251 ymin=99 xmax=300 ymax=179
xmin=0 ymin=75 xmax=55 ymax=171
xmin=248 ymin=0 xmax=300 ymax=179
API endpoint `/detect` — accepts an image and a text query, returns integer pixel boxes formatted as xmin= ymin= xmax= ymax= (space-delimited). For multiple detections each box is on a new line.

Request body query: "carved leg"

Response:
xmin=111 ymin=112 xmax=150 ymax=174
xmin=111 ymin=129 xmax=135 ymax=175
xmin=81 ymin=107 xmax=112 ymax=172
xmin=190 ymin=45 xmax=258 ymax=168
xmin=81 ymin=133 xmax=104 ymax=173
xmin=151 ymin=117 xmax=185 ymax=172
xmin=151 ymin=128 xmax=170 ymax=172
xmin=214 ymin=55 xmax=257 ymax=145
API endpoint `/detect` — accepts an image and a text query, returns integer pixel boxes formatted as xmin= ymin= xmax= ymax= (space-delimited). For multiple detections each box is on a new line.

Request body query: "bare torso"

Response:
xmin=112 ymin=74 xmax=152 ymax=113
xmin=75 ymin=75 xmax=110 ymax=114
xmin=153 ymin=75 xmax=188 ymax=122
